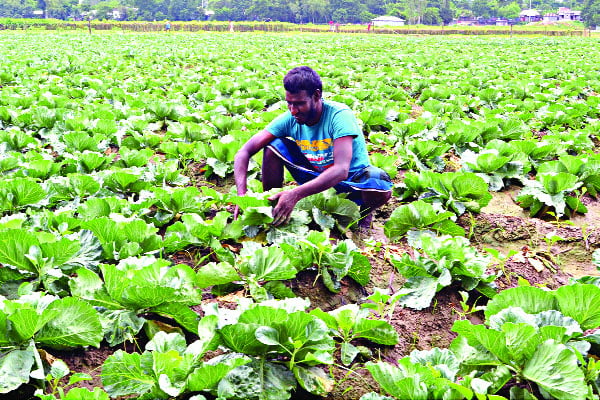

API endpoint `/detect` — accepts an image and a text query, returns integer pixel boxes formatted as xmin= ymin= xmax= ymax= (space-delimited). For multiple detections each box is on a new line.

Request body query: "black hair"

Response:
xmin=283 ymin=66 xmax=322 ymax=96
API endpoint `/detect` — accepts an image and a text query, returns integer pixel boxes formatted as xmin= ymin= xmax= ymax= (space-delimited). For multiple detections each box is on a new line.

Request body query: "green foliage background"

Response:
xmin=0 ymin=0 xmax=596 ymax=26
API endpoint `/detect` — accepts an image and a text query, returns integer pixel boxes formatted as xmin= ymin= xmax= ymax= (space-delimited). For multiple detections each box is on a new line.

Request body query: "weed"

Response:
xmin=362 ymin=238 xmax=384 ymax=255
xmin=466 ymin=211 xmax=477 ymax=240
xmin=581 ymin=223 xmax=591 ymax=251
xmin=363 ymin=287 xmax=405 ymax=322
xmin=431 ymin=298 xmax=439 ymax=315
xmin=331 ymin=364 xmax=378 ymax=396
xmin=452 ymin=291 xmax=485 ymax=320
xmin=35 ymin=359 xmax=92 ymax=399
xmin=485 ymin=247 xmax=518 ymax=285
xmin=542 ymin=232 xmax=565 ymax=266
xmin=546 ymin=210 xmax=576 ymax=229
xmin=579 ymin=352 xmax=600 ymax=395
xmin=408 ymin=331 xmax=420 ymax=352
xmin=430 ymin=333 xmax=445 ymax=348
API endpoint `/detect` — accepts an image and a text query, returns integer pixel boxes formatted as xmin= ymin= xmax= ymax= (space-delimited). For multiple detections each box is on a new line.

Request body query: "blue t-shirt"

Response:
xmin=266 ymin=100 xmax=370 ymax=174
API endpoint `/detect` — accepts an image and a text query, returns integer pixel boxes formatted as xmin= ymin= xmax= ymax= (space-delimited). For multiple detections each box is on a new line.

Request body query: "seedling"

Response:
xmin=34 ymin=359 xmax=93 ymax=400
xmin=543 ymin=231 xmax=563 ymax=248
xmin=452 ymin=291 xmax=485 ymax=320
xmin=408 ymin=331 xmax=420 ymax=352
xmin=485 ymin=247 xmax=518 ymax=285
xmin=362 ymin=287 xmax=406 ymax=322
xmin=542 ymin=232 xmax=565 ymax=266
xmin=580 ymin=223 xmax=591 ymax=251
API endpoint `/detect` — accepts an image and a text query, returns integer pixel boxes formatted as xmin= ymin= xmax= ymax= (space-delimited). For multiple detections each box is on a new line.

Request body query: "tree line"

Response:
xmin=0 ymin=0 xmax=598 ymax=27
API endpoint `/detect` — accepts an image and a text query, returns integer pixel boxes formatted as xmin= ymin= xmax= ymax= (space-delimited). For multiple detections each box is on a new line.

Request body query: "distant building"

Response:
xmin=543 ymin=13 xmax=559 ymax=22
xmin=520 ymin=9 xmax=542 ymax=22
xmin=371 ymin=16 xmax=405 ymax=27
xmin=454 ymin=17 xmax=475 ymax=25
xmin=495 ymin=18 xmax=509 ymax=26
xmin=557 ymin=7 xmax=581 ymax=21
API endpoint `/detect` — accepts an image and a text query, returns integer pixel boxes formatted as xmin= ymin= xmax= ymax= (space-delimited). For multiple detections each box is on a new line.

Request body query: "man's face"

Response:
xmin=285 ymin=90 xmax=321 ymax=126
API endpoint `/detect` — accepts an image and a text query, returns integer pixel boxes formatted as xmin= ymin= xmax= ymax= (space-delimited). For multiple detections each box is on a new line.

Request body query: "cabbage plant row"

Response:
xmin=1 ymin=32 xmax=600 ymax=399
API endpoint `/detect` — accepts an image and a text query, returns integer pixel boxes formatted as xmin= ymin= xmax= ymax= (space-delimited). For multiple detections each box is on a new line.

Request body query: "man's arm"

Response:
xmin=234 ymin=129 xmax=276 ymax=195
xmin=270 ymin=135 xmax=353 ymax=226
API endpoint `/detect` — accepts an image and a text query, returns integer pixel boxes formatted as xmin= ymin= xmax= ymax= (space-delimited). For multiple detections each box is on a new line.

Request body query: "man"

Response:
xmin=234 ymin=66 xmax=392 ymax=230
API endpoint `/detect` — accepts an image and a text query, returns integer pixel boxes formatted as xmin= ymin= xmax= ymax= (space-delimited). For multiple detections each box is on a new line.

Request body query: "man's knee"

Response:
xmin=262 ymin=146 xmax=278 ymax=162
xmin=362 ymin=190 xmax=392 ymax=210
xmin=262 ymin=146 xmax=284 ymax=190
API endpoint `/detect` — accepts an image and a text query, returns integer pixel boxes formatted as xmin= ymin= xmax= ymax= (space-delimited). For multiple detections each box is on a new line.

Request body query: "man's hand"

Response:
xmin=269 ymin=190 xmax=301 ymax=226
xmin=232 ymin=189 xmax=245 ymax=220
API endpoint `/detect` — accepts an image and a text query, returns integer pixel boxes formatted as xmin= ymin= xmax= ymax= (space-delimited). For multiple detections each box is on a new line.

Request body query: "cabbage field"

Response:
xmin=1 ymin=31 xmax=600 ymax=400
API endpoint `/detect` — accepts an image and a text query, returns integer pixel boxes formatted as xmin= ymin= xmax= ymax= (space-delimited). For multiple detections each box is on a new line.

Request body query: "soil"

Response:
xmin=23 ymin=183 xmax=600 ymax=400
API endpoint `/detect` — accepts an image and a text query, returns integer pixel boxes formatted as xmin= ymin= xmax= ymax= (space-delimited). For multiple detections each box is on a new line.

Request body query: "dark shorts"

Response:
xmin=266 ymin=138 xmax=392 ymax=200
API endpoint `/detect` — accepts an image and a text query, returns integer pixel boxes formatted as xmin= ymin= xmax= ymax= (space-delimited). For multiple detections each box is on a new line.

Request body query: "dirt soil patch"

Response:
xmin=472 ymin=188 xmax=600 ymax=279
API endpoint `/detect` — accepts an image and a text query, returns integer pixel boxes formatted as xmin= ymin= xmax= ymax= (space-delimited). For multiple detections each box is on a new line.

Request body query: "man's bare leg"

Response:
xmin=358 ymin=190 xmax=392 ymax=230
xmin=262 ymin=147 xmax=284 ymax=191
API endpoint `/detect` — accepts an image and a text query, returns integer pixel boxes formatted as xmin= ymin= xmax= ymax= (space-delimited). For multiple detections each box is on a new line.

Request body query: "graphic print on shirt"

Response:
xmin=295 ymin=138 xmax=333 ymax=171
xmin=266 ymin=100 xmax=370 ymax=174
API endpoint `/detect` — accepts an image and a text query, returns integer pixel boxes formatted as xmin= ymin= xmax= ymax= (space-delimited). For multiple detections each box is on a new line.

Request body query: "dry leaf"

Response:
xmin=528 ymin=257 xmax=545 ymax=272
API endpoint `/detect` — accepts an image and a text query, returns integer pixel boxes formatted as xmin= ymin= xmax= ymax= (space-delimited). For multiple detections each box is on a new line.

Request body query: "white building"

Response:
xmin=557 ymin=7 xmax=581 ymax=21
xmin=520 ymin=9 xmax=541 ymax=22
xmin=371 ymin=16 xmax=406 ymax=27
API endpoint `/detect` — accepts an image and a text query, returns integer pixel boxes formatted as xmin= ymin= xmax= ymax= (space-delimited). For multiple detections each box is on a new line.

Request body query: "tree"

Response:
xmin=93 ymin=0 xmax=120 ymax=19
xmin=422 ymin=6 xmax=441 ymax=23
xmin=127 ymin=0 xmax=169 ymax=20
xmin=405 ymin=0 xmax=427 ymax=24
xmin=0 ymin=0 xmax=588 ymax=22
xmin=385 ymin=2 xmax=407 ymax=19
xmin=168 ymin=0 xmax=202 ymax=20
xmin=582 ymin=0 xmax=600 ymax=27
xmin=0 ymin=0 xmax=38 ymax=18
xmin=38 ymin=0 xmax=78 ymax=19
xmin=208 ymin=0 xmax=252 ymax=20
xmin=328 ymin=0 xmax=366 ymax=22
xmin=305 ymin=0 xmax=328 ymax=23
xmin=364 ymin=0 xmax=387 ymax=16
xmin=428 ymin=0 xmax=452 ymax=25
xmin=498 ymin=1 xmax=521 ymax=18
xmin=471 ymin=0 xmax=498 ymax=17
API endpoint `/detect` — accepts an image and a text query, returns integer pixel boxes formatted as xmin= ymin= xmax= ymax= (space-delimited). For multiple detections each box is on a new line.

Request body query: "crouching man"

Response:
xmin=233 ymin=66 xmax=392 ymax=231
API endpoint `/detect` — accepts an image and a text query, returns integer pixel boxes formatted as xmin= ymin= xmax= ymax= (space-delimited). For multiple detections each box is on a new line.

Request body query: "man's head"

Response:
xmin=283 ymin=66 xmax=322 ymax=96
xmin=283 ymin=66 xmax=323 ymax=126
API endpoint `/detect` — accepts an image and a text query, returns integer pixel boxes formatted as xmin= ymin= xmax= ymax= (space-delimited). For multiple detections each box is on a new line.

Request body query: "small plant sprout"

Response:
xmin=546 ymin=210 xmax=576 ymax=228
xmin=580 ymin=223 xmax=591 ymax=251
xmin=34 ymin=359 xmax=92 ymax=399
xmin=409 ymin=331 xmax=420 ymax=352
xmin=362 ymin=237 xmax=383 ymax=255
xmin=362 ymin=287 xmax=406 ymax=322
xmin=467 ymin=211 xmax=477 ymax=240
xmin=452 ymin=291 xmax=486 ymax=320
xmin=540 ymin=232 xmax=566 ymax=266
xmin=578 ymin=351 xmax=600 ymax=395
xmin=485 ymin=247 xmax=518 ymax=283
xmin=543 ymin=232 xmax=565 ymax=251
